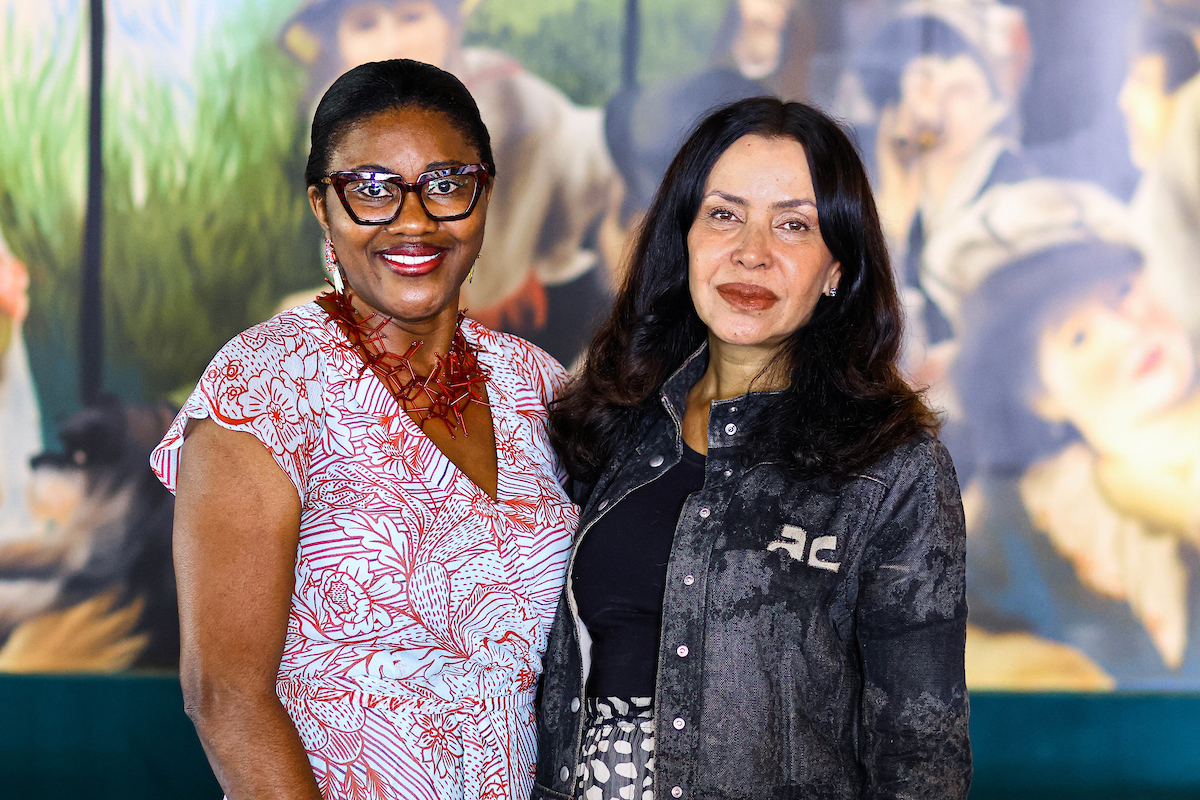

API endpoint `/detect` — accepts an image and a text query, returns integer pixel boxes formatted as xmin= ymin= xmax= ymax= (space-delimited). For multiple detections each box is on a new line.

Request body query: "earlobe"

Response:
xmin=308 ymin=186 xmax=331 ymax=237
xmin=826 ymin=263 xmax=843 ymax=295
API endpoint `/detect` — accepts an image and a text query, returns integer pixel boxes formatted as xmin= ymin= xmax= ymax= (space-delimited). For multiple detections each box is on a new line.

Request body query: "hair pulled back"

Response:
xmin=304 ymin=58 xmax=494 ymax=187
xmin=551 ymin=96 xmax=936 ymax=482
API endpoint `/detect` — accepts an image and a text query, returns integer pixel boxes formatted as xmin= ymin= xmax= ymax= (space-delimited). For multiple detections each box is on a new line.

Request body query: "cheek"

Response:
xmin=1045 ymin=347 xmax=1116 ymax=419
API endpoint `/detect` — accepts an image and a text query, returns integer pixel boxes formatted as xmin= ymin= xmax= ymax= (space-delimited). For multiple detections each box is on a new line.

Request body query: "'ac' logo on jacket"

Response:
xmin=767 ymin=524 xmax=841 ymax=572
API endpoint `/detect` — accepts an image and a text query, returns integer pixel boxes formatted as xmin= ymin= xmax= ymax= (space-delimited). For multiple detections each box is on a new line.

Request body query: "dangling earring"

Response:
xmin=467 ymin=259 xmax=477 ymax=284
xmin=324 ymin=238 xmax=346 ymax=295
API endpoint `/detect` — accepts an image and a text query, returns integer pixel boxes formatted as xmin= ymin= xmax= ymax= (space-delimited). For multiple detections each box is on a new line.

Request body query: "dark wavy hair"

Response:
xmin=551 ymin=97 xmax=937 ymax=482
xmin=304 ymin=58 xmax=494 ymax=187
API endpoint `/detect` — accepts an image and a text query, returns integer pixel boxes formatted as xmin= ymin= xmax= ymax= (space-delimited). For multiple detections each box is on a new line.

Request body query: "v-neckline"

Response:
xmin=320 ymin=306 xmax=505 ymax=505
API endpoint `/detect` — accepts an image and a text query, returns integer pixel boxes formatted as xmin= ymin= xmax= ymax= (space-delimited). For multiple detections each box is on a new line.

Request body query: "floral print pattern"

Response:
xmin=152 ymin=304 xmax=578 ymax=800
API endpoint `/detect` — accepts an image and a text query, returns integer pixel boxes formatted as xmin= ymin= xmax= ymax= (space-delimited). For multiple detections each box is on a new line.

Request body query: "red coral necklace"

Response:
xmin=317 ymin=289 xmax=489 ymax=438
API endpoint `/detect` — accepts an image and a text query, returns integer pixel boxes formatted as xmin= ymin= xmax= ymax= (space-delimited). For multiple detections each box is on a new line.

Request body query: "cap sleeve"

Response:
xmin=150 ymin=318 xmax=323 ymax=500
xmin=518 ymin=340 xmax=571 ymax=408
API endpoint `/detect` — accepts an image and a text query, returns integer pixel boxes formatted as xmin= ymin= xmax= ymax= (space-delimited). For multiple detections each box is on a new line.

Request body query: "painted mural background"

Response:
xmin=0 ymin=0 xmax=1197 ymax=690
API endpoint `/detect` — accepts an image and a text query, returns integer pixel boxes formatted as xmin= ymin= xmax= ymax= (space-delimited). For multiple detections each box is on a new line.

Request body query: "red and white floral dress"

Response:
xmin=151 ymin=303 xmax=579 ymax=800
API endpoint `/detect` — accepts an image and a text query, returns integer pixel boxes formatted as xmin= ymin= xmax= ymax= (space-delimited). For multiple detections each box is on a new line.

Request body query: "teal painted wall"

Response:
xmin=2 ymin=677 xmax=1200 ymax=800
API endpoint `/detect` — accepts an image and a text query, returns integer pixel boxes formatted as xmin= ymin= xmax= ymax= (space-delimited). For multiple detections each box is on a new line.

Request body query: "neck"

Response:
xmin=346 ymin=291 xmax=462 ymax=376
xmin=693 ymin=335 xmax=786 ymax=403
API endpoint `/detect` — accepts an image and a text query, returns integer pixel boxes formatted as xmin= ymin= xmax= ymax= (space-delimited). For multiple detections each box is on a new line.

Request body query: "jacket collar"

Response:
xmin=659 ymin=341 xmax=787 ymax=451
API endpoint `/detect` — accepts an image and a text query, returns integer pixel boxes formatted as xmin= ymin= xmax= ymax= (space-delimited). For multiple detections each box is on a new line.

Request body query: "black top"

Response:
xmin=572 ymin=442 xmax=706 ymax=700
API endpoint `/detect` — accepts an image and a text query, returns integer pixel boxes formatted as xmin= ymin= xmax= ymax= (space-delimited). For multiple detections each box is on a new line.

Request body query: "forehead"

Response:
xmin=329 ymin=106 xmax=479 ymax=171
xmin=705 ymin=134 xmax=815 ymax=196
xmin=900 ymin=53 xmax=991 ymax=91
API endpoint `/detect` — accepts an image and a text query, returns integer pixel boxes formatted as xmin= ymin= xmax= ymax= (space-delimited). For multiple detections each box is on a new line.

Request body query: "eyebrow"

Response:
xmin=345 ymin=160 xmax=468 ymax=175
xmin=708 ymin=190 xmax=817 ymax=211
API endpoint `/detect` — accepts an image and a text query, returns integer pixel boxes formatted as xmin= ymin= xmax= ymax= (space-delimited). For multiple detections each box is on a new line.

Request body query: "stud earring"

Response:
xmin=828 ymin=286 xmax=838 ymax=298
xmin=324 ymin=238 xmax=346 ymax=295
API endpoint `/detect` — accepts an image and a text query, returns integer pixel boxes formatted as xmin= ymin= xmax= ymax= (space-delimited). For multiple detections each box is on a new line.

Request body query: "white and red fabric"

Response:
xmin=152 ymin=303 xmax=578 ymax=800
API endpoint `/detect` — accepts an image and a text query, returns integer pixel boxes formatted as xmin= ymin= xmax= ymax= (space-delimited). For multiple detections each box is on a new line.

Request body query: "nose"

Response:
xmin=732 ymin=219 xmax=771 ymax=270
xmin=386 ymin=189 xmax=438 ymax=235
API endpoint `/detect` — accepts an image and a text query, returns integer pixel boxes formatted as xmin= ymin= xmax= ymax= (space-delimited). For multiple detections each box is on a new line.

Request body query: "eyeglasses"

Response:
xmin=320 ymin=164 xmax=490 ymax=224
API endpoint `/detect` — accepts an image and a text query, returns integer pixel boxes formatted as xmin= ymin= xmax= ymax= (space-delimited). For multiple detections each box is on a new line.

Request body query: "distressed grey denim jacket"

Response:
xmin=533 ymin=348 xmax=971 ymax=800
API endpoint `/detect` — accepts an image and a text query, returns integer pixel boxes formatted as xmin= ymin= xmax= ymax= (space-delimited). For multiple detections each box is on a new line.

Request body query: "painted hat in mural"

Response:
xmin=1148 ymin=0 xmax=1200 ymax=32
xmin=920 ymin=177 xmax=1137 ymax=333
xmin=279 ymin=0 xmax=483 ymax=64
xmin=856 ymin=0 xmax=1031 ymax=110
xmin=605 ymin=67 xmax=764 ymax=220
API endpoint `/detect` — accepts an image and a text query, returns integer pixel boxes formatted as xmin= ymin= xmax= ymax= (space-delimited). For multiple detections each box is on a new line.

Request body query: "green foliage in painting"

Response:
xmin=465 ymin=0 xmax=729 ymax=107
xmin=102 ymin=20 xmax=313 ymax=400
xmin=0 ymin=1 xmax=316 ymax=409
xmin=0 ymin=0 xmax=732 ymax=415
xmin=0 ymin=11 xmax=87 ymax=366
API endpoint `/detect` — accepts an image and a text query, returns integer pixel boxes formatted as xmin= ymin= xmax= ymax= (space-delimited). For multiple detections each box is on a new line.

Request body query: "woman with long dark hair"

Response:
xmin=533 ymin=96 xmax=970 ymax=799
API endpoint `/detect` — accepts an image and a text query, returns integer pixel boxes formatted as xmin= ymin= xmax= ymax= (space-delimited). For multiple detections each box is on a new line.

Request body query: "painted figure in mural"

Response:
xmin=852 ymin=0 xmax=1031 ymax=387
xmin=956 ymin=239 xmax=1200 ymax=688
xmin=0 ymin=234 xmax=46 ymax=654
xmin=0 ymin=401 xmax=178 ymax=672
xmin=1124 ymin=1 xmax=1200 ymax=349
xmin=0 ymin=237 xmax=39 ymax=552
xmin=535 ymin=98 xmax=970 ymax=800
xmin=278 ymin=0 xmax=618 ymax=367
xmin=605 ymin=0 xmax=821 ymax=238
xmin=153 ymin=60 xmax=577 ymax=800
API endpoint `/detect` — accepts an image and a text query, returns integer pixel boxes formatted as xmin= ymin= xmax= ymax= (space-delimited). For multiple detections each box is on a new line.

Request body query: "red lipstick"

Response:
xmin=379 ymin=243 xmax=445 ymax=276
xmin=716 ymin=282 xmax=779 ymax=312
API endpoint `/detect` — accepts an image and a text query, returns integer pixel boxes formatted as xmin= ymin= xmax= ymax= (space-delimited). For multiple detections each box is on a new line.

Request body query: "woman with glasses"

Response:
xmin=151 ymin=59 xmax=578 ymax=800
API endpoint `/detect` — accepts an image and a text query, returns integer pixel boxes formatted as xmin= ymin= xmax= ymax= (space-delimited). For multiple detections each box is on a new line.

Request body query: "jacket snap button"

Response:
xmin=723 ymin=469 xmax=732 ymax=478
xmin=649 ymin=455 xmax=664 ymax=467
xmin=730 ymin=406 xmax=738 ymax=413
xmin=560 ymin=766 xmax=570 ymax=782
xmin=698 ymin=507 xmax=710 ymax=518
xmin=683 ymin=574 xmax=695 ymax=585
xmin=671 ymin=788 xmax=683 ymax=798
xmin=570 ymin=697 xmax=580 ymax=712
xmin=598 ymin=500 xmax=608 ymax=510
xmin=725 ymin=423 xmax=737 ymax=435
xmin=677 ymin=645 xmax=689 ymax=657
xmin=673 ymin=717 xmax=686 ymax=730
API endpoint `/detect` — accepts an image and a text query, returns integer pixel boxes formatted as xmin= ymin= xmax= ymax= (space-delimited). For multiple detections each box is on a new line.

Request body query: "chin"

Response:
xmin=710 ymin=326 xmax=776 ymax=349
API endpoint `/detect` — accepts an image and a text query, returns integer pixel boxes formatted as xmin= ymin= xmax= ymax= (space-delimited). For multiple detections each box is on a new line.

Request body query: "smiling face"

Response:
xmin=1035 ymin=275 xmax=1195 ymax=439
xmin=308 ymin=106 xmax=489 ymax=328
xmin=686 ymin=134 xmax=841 ymax=357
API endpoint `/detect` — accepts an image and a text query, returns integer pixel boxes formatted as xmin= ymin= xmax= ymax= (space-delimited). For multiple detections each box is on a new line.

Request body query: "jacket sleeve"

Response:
xmin=854 ymin=437 xmax=972 ymax=799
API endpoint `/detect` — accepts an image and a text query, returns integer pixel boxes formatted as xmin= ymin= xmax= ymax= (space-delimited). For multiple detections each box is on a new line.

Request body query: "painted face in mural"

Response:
xmin=687 ymin=134 xmax=841 ymax=355
xmin=732 ymin=0 xmax=793 ymax=79
xmin=336 ymin=1 xmax=456 ymax=70
xmin=1035 ymin=276 xmax=1196 ymax=439
xmin=890 ymin=53 xmax=1003 ymax=173
xmin=1119 ymin=54 xmax=1178 ymax=171
xmin=308 ymin=106 xmax=490 ymax=327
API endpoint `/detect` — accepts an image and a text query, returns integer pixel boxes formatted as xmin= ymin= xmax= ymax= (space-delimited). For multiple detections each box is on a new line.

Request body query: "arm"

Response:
xmin=174 ymin=418 xmax=322 ymax=800
xmin=855 ymin=439 xmax=972 ymax=799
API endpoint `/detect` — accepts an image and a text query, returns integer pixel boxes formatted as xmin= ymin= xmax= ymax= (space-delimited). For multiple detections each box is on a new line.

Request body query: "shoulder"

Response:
xmin=853 ymin=431 xmax=960 ymax=501
xmin=465 ymin=319 xmax=569 ymax=403
xmin=193 ymin=305 xmax=330 ymax=409
xmin=222 ymin=303 xmax=328 ymax=359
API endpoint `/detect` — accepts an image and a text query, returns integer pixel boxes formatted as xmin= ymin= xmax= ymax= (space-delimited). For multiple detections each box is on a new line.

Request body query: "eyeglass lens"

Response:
xmin=342 ymin=173 xmax=480 ymax=221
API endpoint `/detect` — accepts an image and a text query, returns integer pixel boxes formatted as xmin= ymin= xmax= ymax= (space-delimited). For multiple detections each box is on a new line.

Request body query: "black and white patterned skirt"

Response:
xmin=575 ymin=696 xmax=655 ymax=800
